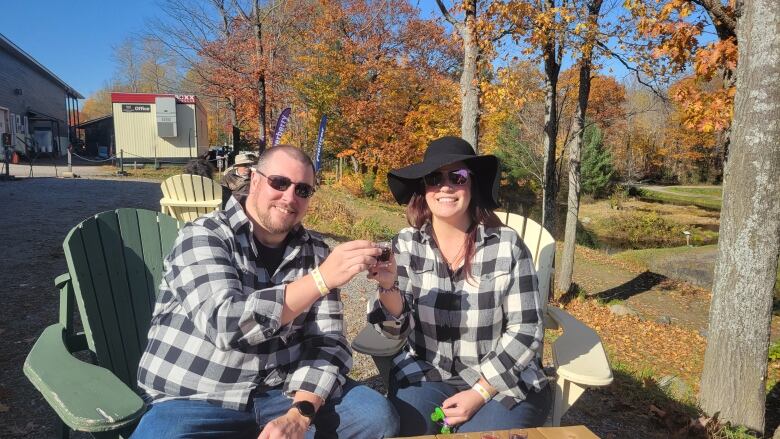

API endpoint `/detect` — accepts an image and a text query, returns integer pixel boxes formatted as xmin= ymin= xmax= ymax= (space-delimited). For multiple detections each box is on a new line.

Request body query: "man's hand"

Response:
xmin=318 ymin=240 xmax=382 ymax=288
xmin=258 ymin=409 xmax=310 ymax=439
xmin=441 ymin=389 xmax=487 ymax=426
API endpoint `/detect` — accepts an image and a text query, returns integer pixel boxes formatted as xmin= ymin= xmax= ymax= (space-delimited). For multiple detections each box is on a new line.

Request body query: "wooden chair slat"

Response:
xmin=116 ymin=209 xmax=156 ymax=357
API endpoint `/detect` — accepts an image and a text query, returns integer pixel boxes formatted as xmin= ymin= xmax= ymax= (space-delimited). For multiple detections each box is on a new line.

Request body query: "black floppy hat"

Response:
xmin=387 ymin=136 xmax=501 ymax=209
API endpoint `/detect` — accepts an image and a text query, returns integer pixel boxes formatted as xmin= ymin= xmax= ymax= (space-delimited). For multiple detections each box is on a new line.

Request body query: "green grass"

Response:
xmin=638 ymin=188 xmax=723 ymax=211
xmin=664 ymin=186 xmax=723 ymax=197
xmin=101 ymin=164 xmax=185 ymax=181
xmin=615 ymin=245 xmax=718 ymax=269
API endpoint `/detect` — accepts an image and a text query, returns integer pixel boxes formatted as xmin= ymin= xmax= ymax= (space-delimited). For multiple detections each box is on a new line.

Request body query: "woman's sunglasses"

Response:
xmin=254 ymin=170 xmax=316 ymax=199
xmin=422 ymin=168 xmax=471 ymax=187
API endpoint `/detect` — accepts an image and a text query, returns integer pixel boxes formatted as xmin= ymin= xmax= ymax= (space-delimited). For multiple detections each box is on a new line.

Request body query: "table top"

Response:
xmin=392 ymin=425 xmax=600 ymax=439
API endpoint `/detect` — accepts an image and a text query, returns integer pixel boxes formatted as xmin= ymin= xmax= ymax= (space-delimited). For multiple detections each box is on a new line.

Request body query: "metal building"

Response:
xmin=0 ymin=32 xmax=83 ymax=157
xmin=111 ymin=93 xmax=208 ymax=163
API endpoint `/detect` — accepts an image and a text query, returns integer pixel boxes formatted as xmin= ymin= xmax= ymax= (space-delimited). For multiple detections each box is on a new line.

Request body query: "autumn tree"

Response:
xmin=623 ymin=0 xmax=737 ymax=179
xmin=557 ymin=0 xmax=603 ymax=292
xmin=699 ymin=0 xmax=780 ymax=433
xmin=491 ymin=0 xmax=578 ymax=233
xmin=292 ymin=0 xmax=460 ymax=176
xmin=435 ymin=0 xmax=484 ymax=152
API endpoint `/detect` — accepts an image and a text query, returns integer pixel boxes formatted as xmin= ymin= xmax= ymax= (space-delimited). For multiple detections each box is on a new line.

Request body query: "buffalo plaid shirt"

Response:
xmin=367 ymin=223 xmax=548 ymax=408
xmin=137 ymin=196 xmax=351 ymax=411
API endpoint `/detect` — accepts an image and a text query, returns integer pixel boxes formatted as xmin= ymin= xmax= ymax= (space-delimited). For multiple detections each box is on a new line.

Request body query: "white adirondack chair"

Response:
xmin=351 ymin=212 xmax=613 ymax=426
xmin=159 ymin=174 xmax=222 ymax=222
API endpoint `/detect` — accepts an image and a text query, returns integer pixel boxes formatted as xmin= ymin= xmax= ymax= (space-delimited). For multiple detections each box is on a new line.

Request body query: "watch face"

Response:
xmin=294 ymin=401 xmax=316 ymax=418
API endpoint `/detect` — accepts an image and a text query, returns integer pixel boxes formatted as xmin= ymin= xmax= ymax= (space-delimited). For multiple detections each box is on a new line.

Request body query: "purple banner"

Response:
xmin=271 ymin=107 xmax=291 ymax=148
xmin=314 ymin=115 xmax=328 ymax=173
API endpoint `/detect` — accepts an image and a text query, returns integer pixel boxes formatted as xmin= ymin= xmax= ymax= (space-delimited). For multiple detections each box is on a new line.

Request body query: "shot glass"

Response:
xmin=376 ymin=241 xmax=392 ymax=263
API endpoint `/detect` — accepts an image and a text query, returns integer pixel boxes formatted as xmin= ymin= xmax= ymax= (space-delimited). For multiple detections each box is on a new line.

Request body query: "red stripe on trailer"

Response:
xmin=111 ymin=93 xmax=198 ymax=104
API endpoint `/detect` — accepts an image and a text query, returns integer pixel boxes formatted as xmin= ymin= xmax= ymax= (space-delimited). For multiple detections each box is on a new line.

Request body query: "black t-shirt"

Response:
xmin=254 ymin=235 xmax=290 ymax=276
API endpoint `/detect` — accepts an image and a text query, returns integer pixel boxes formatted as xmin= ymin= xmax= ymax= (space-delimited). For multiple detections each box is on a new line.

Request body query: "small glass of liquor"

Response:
xmin=376 ymin=241 xmax=392 ymax=263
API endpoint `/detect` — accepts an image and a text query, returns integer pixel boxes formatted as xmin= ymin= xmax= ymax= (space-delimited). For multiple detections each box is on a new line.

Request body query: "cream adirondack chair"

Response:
xmin=159 ymin=174 xmax=222 ymax=222
xmin=351 ymin=212 xmax=613 ymax=427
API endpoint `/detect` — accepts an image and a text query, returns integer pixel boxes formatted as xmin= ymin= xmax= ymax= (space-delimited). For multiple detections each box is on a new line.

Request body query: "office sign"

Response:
xmin=122 ymin=104 xmax=151 ymax=113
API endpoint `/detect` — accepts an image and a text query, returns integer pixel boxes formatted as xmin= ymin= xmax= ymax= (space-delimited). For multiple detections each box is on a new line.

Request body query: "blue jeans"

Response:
xmin=131 ymin=379 xmax=399 ymax=438
xmin=389 ymin=377 xmax=552 ymax=436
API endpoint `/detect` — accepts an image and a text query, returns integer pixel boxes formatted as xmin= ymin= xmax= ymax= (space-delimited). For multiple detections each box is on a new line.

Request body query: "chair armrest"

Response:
xmin=159 ymin=198 xmax=221 ymax=208
xmin=54 ymin=273 xmax=71 ymax=289
xmin=23 ymin=324 xmax=146 ymax=433
xmin=351 ymin=324 xmax=405 ymax=357
xmin=547 ymin=306 xmax=613 ymax=387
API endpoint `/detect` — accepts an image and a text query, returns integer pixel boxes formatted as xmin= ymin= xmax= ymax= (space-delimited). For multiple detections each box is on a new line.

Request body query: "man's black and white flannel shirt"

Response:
xmin=137 ymin=197 xmax=351 ymax=411
xmin=367 ymin=222 xmax=548 ymax=408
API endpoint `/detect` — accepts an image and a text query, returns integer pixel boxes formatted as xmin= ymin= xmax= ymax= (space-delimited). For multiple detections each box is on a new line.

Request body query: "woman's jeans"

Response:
xmin=389 ymin=377 xmax=552 ymax=436
xmin=131 ymin=378 xmax=399 ymax=438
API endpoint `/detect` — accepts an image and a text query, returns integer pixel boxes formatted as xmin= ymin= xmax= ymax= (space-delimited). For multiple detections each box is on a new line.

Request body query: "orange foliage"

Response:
xmin=624 ymin=0 xmax=737 ymax=135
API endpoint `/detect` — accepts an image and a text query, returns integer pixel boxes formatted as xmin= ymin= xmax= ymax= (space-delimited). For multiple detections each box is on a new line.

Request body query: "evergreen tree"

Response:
xmin=581 ymin=124 xmax=614 ymax=197
xmin=494 ymin=119 xmax=541 ymax=212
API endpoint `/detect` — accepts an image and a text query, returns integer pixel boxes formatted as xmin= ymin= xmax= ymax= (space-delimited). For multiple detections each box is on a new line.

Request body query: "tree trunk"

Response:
xmin=435 ymin=0 xmax=479 ymax=153
xmin=541 ymin=37 xmax=561 ymax=234
xmin=254 ymin=17 xmax=267 ymax=153
xmin=459 ymin=0 xmax=480 ymax=153
xmin=699 ymin=0 xmax=780 ymax=433
xmin=227 ymin=97 xmax=241 ymax=150
xmin=558 ymin=54 xmax=594 ymax=293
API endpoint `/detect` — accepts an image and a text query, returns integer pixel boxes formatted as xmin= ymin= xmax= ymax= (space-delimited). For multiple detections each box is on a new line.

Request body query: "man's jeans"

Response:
xmin=389 ymin=378 xmax=552 ymax=436
xmin=131 ymin=379 xmax=399 ymax=438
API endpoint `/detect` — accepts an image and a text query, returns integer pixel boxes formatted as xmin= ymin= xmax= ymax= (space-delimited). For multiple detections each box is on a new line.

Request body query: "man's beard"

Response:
xmin=257 ymin=203 xmax=299 ymax=235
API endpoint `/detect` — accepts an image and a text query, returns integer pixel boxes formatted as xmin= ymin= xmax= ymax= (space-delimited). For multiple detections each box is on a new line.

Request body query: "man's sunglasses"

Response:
xmin=254 ymin=170 xmax=316 ymax=199
xmin=422 ymin=168 xmax=471 ymax=187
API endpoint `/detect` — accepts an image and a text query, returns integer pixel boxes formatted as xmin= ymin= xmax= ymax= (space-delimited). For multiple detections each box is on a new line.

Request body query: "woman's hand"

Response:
xmin=441 ymin=389 xmax=487 ymax=426
xmin=367 ymin=252 xmax=397 ymax=289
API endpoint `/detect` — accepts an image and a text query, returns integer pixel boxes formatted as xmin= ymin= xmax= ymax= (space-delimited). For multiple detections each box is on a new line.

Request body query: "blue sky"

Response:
xmin=1 ymin=0 xmax=446 ymax=99
xmin=1 ymin=0 xmax=656 ymax=101
xmin=2 ymin=0 xmax=159 ymax=98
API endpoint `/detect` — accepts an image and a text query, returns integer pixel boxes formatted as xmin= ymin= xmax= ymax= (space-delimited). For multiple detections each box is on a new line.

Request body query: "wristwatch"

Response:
xmin=291 ymin=401 xmax=316 ymax=423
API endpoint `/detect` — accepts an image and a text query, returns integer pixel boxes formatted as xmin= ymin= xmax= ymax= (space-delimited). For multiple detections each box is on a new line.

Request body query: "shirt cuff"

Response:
xmin=242 ymin=284 xmax=286 ymax=344
xmin=285 ymin=367 xmax=340 ymax=402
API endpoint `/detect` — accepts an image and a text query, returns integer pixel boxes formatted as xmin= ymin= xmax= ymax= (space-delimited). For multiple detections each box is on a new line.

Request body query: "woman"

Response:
xmin=367 ymin=136 xmax=551 ymax=435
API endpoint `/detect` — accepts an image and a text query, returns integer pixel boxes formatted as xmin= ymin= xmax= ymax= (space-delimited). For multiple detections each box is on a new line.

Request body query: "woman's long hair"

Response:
xmin=405 ymin=171 xmax=502 ymax=279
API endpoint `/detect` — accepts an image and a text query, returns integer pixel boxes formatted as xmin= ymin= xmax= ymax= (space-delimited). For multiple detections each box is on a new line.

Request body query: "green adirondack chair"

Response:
xmin=23 ymin=209 xmax=181 ymax=438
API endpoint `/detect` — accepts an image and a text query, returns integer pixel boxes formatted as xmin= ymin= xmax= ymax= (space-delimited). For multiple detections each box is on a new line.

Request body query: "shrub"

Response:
xmin=305 ymin=196 xmax=356 ymax=237
xmin=769 ymin=341 xmax=780 ymax=362
xmin=603 ymin=212 xmax=690 ymax=247
xmin=361 ymin=171 xmax=378 ymax=198
xmin=335 ymin=172 xmax=364 ymax=197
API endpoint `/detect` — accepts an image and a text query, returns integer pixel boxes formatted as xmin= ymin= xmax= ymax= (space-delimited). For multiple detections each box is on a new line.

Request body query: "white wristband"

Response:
xmin=311 ymin=266 xmax=330 ymax=297
xmin=473 ymin=382 xmax=492 ymax=403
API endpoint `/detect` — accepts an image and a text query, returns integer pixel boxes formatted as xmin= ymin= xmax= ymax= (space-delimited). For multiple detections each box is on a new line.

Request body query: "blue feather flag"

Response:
xmin=271 ymin=107 xmax=291 ymax=148
xmin=314 ymin=115 xmax=328 ymax=173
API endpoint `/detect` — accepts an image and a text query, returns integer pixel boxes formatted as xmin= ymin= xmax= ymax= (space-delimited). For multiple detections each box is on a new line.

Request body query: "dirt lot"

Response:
xmin=0 ymin=176 xmax=687 ymax=438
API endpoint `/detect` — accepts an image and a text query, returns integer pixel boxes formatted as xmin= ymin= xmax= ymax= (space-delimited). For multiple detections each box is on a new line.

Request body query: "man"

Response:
xmin=133 ymin=145 xmax=399 ymax=438
xmin=221 ymin=152 xmax=257 ymax=209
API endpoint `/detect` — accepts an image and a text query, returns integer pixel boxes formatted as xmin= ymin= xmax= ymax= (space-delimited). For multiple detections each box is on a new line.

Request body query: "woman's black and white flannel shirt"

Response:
xmin=137 ymin=197 xmax=351 ymax=411
xmin=367 ymin=222 xmax=548 ymax=408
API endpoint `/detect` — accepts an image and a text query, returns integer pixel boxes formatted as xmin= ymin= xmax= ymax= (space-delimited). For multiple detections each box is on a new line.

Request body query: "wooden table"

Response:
xmin=393 ymin=425 xmax=600 ymax=439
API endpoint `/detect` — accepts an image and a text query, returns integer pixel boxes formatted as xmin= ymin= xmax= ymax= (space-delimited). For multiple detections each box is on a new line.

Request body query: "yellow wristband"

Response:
xmin=311 ymin=267 xmax=330 ymax=297
xmin=473 ymin=382 xmax=492 ymax=403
